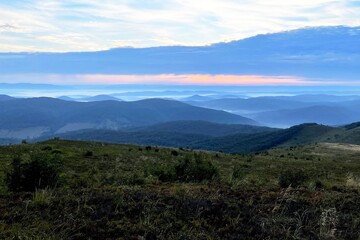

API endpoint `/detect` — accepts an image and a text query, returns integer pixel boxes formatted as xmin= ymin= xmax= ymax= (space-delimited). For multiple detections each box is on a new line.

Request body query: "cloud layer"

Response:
xmin=0 ymin=0 xmax=359 ymax=52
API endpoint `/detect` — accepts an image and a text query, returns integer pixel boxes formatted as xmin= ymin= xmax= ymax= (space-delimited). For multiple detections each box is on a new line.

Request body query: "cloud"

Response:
xmin=0 ymin=0 xmax=359 ymax=52
xmin=0 ymin=24 xmax=17 ymax=31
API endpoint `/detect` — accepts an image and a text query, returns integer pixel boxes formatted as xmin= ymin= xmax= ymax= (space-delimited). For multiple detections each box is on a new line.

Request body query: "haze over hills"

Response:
xmin=186 ymin=95 xmax=360 ymax=127
xmin=58 ymin=95 xmax=122 ymax=102
xmin=0 ymin=26 xmax=360 ymax=82
xmin=188 ymin=97 xmax=311 ymax=113
xmin=1 ymin=93 xmax=360 ymax=135
xmin=78 ymin=95 xmax=122 ymax=102
xmin=253 ymin=105 xmax=360 ymax=127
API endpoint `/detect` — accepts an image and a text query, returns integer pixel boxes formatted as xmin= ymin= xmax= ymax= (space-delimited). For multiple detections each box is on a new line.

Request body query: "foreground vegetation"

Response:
xmin=1 ymin=139 xmax=360 ymax=239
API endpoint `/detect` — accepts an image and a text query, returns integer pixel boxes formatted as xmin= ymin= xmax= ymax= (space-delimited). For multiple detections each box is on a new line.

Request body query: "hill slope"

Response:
xmin=0 ymin=94 xmax=16 ymax=101
xmin=1 ymin=139 xmax=360 ymax=239
xmin=37 ymin=122 xmax=360 ymax=153
xmin=190 ymin=123 xmax=360 ymax=153
xmin=252 ymin=105 xmax=360 ymax=127
xmin=131 ymin=120 xmax=275 ymax=137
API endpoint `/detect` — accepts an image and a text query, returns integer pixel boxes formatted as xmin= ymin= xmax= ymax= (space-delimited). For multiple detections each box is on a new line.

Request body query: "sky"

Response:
xmin=0 ymin=0 xmax=360 ymax=52
xmin=0 ymin=0 xmax=359 ymax=87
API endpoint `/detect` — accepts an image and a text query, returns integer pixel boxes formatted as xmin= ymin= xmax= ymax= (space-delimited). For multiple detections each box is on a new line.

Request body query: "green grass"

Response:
xmin=0 ymin=139 xmax=360 ymax=239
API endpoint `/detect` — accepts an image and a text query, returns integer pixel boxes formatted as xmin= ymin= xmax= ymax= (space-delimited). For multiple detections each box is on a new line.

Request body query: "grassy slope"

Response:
xmin=34 ymin=123 xmax=360 ymax=154
xmin=130 ymin=120 xmax=275 ymax=137
xmin=0 ymin=140 xmax=360 ymax=239
xmin=190 ymin=123 xmax=360 ymax=153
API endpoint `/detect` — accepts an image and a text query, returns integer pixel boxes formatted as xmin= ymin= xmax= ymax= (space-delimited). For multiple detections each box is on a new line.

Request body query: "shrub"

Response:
xmin=121 ymin=172 xmax=145 ymax=185
xmin=171 ymin=150 xmax=179 ymax=156
xmin=6 ymin=156 xmax=23 ymax=192
xmin=174 ymin=154 xmax=219 ymax=182
xmin=278 ymin=169 xmax=307 ymax=188
xmin=6 ymin=153 xmax=61 ymax=192
xmin=41 ymin=146 xmax=53 ymax=151
xmin=232 ymin=163 xmax=248 ymax=180
xmin=147 ymin=154 xmax=219 ymax=183
xmin=51 ymin=149 xmax=62 ymax=155
xmin=173 ymin=185 xmax=190 ymax=200
xmin=84 ymin=150 xmax=93 ymax=157
xmin=309 ymin=180 xmax=323 ymax=190
xmin=148 ymin=164 xmax=176 ymax=182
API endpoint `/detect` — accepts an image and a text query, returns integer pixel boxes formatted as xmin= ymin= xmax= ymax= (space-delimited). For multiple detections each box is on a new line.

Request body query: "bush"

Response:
xmin=309 ymin=180 xmax=323 ymax=190
xmin=41 ymin=146 xmax=53 ymax=151
xmin=51 ymin=149 xmax=62 ymax=155
xmin=232 ymin=163 xmax=249 ymax=180
xmin=171 ymin=150 xmax=179 ymax=156
xmin=120 ymin=172 xmax=145 ymax=185
xmin=84 ymin=150 xmax=93 ymax=157
xmin=147 ymin=154 xmax=219 ymax=183
xmin=174 ymin=154 xmax=219 ymax=182
xmin=278 ymin=169 xmax=307 ymax=188
xmin=6 ymin=153 xmax=61 ymax=192
xmin=148 ymin=164 xmax=176 ymax=182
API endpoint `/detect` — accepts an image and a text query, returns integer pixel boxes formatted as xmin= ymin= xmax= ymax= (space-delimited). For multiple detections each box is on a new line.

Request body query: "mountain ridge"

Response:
xmin=0 ymin=97 xmax=257 ymax=138
xmin=28 ymin=122 xmax=360 ymax=153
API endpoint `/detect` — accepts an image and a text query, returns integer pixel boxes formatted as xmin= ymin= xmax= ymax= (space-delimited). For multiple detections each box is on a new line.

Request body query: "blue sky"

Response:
xmin=0 ymin=0 xmax=360 ymax=52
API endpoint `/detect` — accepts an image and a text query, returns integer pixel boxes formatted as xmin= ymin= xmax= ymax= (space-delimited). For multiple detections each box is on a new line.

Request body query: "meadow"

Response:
xmin=0 ymin=139 xmax=360 ymax=239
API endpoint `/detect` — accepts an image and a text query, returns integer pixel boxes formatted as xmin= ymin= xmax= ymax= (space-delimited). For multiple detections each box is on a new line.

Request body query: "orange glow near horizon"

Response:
xmin=3 ymin=73 xmax=357 ymax=86
xmin=72 ymin=74 xmax=314 ymax=85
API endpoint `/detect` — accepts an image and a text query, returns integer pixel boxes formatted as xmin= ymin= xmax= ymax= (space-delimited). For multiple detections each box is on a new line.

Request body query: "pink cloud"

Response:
xmin=1 ymin=74 xmax=357 ymax=85
xmin=75 ymin=74 xmax=312 ymax=85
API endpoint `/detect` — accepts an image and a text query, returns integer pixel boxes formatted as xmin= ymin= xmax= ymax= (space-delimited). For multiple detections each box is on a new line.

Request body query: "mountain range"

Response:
xmin=186 ymin=95 xmax=360 ymax=127
xmin=0 ymin=97 xmax=256 ymax=139
xmin=1 ymin=94 xmax=360 ymax=153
